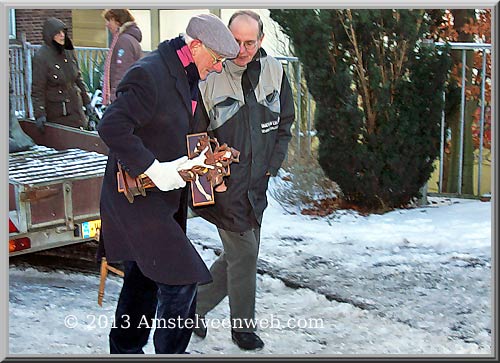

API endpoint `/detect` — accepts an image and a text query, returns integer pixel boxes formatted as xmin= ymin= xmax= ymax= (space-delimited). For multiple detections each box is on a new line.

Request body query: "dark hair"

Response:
xmin=102 ymin=9 xmax=135 ymax=26
xmin=228 ymin=10 xmax=264 ymax=39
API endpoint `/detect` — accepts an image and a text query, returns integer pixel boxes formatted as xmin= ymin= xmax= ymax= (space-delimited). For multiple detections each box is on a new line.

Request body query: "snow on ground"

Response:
xmin=8 ymin=185 xmax=492 ymax=356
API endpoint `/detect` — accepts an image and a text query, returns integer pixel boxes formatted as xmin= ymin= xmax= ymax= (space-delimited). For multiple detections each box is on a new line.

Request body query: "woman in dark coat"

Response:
xmin=32 ymin=17 xmax=92 ymax=130
xmin=101 ymin=9 xmax=143 ymax=105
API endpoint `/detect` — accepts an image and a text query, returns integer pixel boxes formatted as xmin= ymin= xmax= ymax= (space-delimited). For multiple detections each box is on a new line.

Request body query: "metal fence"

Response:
xmin=8 ymin=40 xmax=491 ymax=197
xmin=433 ymin=42 xmax=492 ymax=197
xmin=9 ymin=40 xmax=109 ymax=119
xmin=9 ymin=41 xmax=308 ymax=122
xmin=278 ymin=56 xmax=315 ymax=157
xmin=9 ymin=41 xmax=313 ymax=152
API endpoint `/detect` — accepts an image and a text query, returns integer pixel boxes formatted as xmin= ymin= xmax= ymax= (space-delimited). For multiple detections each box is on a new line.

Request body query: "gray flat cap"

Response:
xmin=186 ymin=14 xmax=239 ymax=59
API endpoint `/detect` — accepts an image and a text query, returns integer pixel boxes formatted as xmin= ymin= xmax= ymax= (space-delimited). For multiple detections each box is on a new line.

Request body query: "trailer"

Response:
xmin=9 ymin=120 xmax=108 ymax=256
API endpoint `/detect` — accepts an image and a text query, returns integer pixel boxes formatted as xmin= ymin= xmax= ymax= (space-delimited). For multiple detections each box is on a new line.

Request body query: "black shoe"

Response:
xmin=231 ymin=330 xmax=264 ymax=350
xmin=193 ymin=316 xmax=207 ymax=339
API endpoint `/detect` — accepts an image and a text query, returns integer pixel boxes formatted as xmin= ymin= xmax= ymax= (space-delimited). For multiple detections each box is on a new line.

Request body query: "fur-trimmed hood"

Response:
xmin=119 ymin=21 xmax=142 ymax=43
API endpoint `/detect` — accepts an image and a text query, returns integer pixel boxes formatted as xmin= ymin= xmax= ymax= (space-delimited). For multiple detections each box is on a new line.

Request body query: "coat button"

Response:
xmin=55 ymin=64 xmax=60 ymax=69
xmin=53 ymin=74 xmax=58 ymax=79
xmin=58 ymin=90 xmax=63 ymax=94
xmin=64 ymin=59 xmax=68 ymax=62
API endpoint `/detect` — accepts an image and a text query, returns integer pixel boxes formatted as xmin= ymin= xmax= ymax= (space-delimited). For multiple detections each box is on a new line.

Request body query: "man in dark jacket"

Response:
xmin=192 ymin=10 xmax=295 ymax=350
xmin=32 ymin=17 xmax=93 ymax=131
xmin=97 ymin=14 xmax=239 ymax=354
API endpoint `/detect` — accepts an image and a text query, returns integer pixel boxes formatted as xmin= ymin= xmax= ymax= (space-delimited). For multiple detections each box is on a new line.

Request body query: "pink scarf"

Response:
xmin=102 ymin=32 xmax=120 ymax=105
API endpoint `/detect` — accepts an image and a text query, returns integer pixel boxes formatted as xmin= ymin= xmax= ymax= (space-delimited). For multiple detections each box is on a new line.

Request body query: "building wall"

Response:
xmin=72 ymin=9 xmax=151 ymax=50
xmin=13 ymin=8 xmax=291 ymax=55
xmin=72 ymin=9 xmax=107 ymax=48
xmin=129 ymin=10 xmax=152 ymax=51
xmin=159 ymin=9 xmax=210 ymax=42
xmin=154 ymin=9 xmax=290 ymax=57
xmin=427 ymin=150 xmax=492 ymax=196
xmin=14 ymin=9 xmax=72 ymax=45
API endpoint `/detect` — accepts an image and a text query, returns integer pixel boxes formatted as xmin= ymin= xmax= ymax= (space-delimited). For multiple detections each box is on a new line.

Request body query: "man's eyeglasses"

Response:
xmin=205 ymin=46 xmax=226 ymax=65
xmin=235 ymin=39 xmax=258 ymax=51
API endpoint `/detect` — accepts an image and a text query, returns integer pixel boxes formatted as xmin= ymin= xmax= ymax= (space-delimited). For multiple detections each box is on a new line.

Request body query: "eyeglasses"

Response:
xmin=235 ymin=39 xmax=259 ymax=51
xmin=205 ymin=46 xmax=226 ymax=65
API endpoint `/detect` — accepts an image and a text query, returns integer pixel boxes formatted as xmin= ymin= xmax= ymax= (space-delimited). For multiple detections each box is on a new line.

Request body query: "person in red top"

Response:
xmin=102 ymin=9 xmax=143 ymax=105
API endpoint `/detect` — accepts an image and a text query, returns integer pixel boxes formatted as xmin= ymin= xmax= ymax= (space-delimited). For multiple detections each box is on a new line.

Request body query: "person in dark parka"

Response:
xmin=32 ymin=17 xmax=94 ymax=131
xmin=97 ymin=14 xmax=239 ymax=354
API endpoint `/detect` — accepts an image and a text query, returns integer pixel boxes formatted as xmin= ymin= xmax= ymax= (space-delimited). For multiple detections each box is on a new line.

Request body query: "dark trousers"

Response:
xmin=197 ymin=228 xmax=260 ymax=332
xmin=109 ymin=261 xmax=197 ymax=354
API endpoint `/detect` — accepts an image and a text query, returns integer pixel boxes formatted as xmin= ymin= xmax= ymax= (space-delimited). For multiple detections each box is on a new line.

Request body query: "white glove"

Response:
xmin=176 ymin=146 xmax=214 ymax=171
xmin=144 ymin=157 xmax=187 ymax=192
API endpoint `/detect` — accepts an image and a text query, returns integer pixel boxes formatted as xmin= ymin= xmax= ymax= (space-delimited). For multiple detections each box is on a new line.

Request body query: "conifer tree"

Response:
xmin=270 ymin=9 xmax=452 ymax=211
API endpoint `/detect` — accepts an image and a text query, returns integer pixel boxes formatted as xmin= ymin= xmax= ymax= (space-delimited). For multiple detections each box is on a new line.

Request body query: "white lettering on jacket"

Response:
xmin=261 ymin=119 xmax=280 ymax=134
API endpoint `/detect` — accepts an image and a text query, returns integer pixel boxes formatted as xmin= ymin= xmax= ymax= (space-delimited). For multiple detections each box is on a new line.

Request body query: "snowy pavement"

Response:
xmin=8 ymin=194 xmax=492 ymax=356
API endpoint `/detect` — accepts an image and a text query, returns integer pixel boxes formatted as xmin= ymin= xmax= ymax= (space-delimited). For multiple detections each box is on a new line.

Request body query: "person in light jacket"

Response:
xmin=192 ymin=10 xmax=295 ymax=351
xmin=101 ymin=9 xmax=143 ymax=105
xmin=32 ymin=17 xmax=94 ymax=131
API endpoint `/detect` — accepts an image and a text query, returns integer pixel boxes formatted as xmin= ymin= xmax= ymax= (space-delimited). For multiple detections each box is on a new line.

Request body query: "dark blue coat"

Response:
xmin=98 ymin=39 xmax=211 ymax=285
